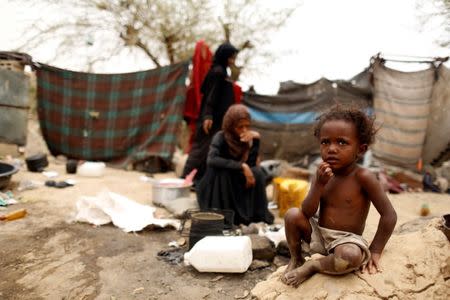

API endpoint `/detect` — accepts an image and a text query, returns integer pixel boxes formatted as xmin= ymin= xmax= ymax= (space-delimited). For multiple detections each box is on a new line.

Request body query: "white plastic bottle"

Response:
xmin=184 ymin=236 xmax=253 ymax=273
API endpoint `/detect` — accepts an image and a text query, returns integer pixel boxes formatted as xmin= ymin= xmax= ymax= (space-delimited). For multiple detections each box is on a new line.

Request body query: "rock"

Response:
xmin=248 ymin=234 xmax=276 ymax=262
xmin=276 ymin=240 xmax=290 ymax=257
xmin=252 ymin=218 xmax=450 ymax=300
xmin=273 ymin=256 xmax=290 ymax=268
xmin=249 ymin=259 xmax=271 ymax=271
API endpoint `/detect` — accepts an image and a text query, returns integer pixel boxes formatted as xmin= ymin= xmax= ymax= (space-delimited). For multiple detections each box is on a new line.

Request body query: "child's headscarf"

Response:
xmin=222 ymin=104 xmax=251 ymax=161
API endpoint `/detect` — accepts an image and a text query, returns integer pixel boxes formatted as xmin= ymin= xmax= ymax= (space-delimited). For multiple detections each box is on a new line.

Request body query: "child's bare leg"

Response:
xmin=284 ymin=243 xmax=363 ymax=287
xmin=282 ymin=208 xmax=312 ymax=283
xmin=319 ymin=244 xmax=363 ymax=275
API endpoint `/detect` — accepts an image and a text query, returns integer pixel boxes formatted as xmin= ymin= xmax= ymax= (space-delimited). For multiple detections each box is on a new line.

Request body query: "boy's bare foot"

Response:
xmin=283 ymin=260 xmax=318 ymax=288
xmin=281 ymin=256 xmax=304 ymax=284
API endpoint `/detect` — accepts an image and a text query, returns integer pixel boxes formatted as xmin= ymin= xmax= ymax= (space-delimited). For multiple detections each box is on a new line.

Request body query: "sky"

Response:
xmin=0 ymin=0 xmax=448 ymax=94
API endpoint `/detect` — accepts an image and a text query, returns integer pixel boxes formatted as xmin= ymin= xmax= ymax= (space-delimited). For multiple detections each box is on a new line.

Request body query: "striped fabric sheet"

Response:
xmin=372 ymin=61 xmax=435 ymax=168
xmin=36 ymin=61 xmax=189 ymax=167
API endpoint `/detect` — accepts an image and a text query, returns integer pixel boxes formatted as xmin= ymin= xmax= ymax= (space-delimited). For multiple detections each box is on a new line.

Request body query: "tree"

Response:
xmin=17 ymin=0 xmax=300 ymax=79
xmin=418 ymin=0 xmax=450 ymax=47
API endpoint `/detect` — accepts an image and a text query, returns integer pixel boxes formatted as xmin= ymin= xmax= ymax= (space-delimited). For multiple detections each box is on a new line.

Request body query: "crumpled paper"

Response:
xmin=75 ymin=190 xmax=180 ymax=232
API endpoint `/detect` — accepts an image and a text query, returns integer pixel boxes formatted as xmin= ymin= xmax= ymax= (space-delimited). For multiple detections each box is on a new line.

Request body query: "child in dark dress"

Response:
xmin=196 ymin=104 xmax=274 ymax=225
xmin=282 ymin=106 xmax=397 ymax=287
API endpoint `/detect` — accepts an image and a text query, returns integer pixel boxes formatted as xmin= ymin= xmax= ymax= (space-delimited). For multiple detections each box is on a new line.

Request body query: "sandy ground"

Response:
xmin=0 ymin=159 xmax=278 ymax=300
xmin=0 ymin=157 xmax=449 ymax=299
xmin=0 ymin=118 xmax=449 ymax=299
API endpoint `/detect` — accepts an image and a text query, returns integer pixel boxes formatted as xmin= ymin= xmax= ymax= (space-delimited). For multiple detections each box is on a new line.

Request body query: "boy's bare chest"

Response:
xmin=322 ymin=176 xmax=365 ymax=207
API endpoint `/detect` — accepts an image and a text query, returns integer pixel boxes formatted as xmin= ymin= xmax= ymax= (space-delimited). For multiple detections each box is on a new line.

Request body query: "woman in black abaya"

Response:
xmin=182 ymin=43 xmax=239 ymax=184
xmin=196 ymin=104 xmax=274 ymax=226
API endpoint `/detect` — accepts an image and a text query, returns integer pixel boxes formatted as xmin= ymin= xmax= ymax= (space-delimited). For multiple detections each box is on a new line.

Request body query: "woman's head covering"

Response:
xmin=222 ymin=104 xmax=251 ymax=160
xmin=213 ymin=42 xmax=239 ymax=68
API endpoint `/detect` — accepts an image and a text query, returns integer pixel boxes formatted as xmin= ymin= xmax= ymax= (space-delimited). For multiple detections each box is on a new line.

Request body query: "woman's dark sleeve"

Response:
xmin=246 ymin=139 xmax=260 ymax=167
xmin=207 ymin=133 xmax=242 ymax=170
xmin=202 ymin=69 xmax=225 ymax=121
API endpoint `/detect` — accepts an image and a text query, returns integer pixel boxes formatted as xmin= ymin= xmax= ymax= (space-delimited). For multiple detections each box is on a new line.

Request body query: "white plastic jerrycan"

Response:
xmin=184 ymin=236 xmax=252 ymax=273
xmin=78 ymin=161 xmax=106 ymax=177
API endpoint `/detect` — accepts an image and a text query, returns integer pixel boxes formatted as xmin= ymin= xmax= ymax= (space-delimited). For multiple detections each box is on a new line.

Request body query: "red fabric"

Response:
xmin=233 ymin=82 xmax=242 ymax=104
xmin=184 ymin=40 xmax=212 ymax=121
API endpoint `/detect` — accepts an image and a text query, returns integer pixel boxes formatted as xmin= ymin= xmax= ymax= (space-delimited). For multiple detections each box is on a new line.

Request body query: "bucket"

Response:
xmin=188 ymin=212 xmax=224 ymax=250
xmin=66 ymin=159 xmax=78 ymax=174
xmin=25 ymin=153 xmax=48 ymax=172
xmin=183 ymin=208 xmax=235 ymax=230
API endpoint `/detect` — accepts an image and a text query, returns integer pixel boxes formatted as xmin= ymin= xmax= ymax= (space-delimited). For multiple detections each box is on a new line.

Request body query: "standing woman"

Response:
xmin=182 ymin=42 xmax=239 ymax=184
xmin=197 ymin=104 xmax=274 ymax=226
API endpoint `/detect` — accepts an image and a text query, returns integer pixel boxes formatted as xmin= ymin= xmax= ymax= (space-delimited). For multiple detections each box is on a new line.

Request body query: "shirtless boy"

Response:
xmin=282 ymin=106 xmax=397 ymax=287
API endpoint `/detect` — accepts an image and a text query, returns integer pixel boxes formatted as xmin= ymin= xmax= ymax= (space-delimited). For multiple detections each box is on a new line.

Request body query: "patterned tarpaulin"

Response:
xmin=36 ymin=61 xmax=189 ymax=167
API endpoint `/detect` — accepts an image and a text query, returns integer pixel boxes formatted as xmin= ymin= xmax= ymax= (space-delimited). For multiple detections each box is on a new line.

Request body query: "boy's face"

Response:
xmin=319 ymin=119 xmax=366 ymax=170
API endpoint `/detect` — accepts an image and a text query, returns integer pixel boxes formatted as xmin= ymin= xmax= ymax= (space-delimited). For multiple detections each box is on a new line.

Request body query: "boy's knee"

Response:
xmin=334 ymin=244 xmax=363 ymax=271
xmin=284 ymin=208 xmax=307 ymax=226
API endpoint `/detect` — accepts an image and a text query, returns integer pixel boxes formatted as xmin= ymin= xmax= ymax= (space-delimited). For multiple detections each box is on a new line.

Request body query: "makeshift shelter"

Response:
xmin=371 ymin=56 xmax=450 ymax=169
xmin=243 ymin=71 xmax=372 ymax=162
xmin=0 ymin=52 xmax=32 ymax=146
xmin=422 ymin=64 xmax=450 ymax=165
xmin=35 ymin=61 xmax=189 ymax=168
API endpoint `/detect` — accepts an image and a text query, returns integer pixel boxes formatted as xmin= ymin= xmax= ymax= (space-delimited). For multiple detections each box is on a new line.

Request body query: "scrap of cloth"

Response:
xmin=35 ymin=61 xmax=189 ymax=168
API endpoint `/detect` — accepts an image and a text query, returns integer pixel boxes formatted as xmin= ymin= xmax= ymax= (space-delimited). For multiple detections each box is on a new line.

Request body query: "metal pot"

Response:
xmin=152 ymin=178 xmax=191 ymax=206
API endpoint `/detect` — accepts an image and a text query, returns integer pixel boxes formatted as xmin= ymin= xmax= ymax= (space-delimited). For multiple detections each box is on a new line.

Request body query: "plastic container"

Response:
xmin=152 ymin=178 xmax=191 ymax=206
xmin=184 ymin=236 xmax=252 ymax=273
xmin=66 ymin=159 xmax=78 ymax=174
xmin=278 ymin=179 xmax=309 ymax=217
xmin=78 ymin=162 xmax=105 ymax=177
xmin=0 ymin=208 xmax=27 ymax=221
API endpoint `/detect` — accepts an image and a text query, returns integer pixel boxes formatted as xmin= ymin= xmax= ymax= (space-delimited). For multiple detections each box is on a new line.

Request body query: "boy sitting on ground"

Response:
xmin=282 ymin=106 xmax=397 ymax=287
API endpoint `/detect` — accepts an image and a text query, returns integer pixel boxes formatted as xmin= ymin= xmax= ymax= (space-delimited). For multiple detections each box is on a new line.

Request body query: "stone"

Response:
xmin=249 ymin=259 xmax=271 ymax=271
xmin=276 ymin=240 xmax=290 ymax=257
xmin=248 ymin=234 xmax=276 ymax=262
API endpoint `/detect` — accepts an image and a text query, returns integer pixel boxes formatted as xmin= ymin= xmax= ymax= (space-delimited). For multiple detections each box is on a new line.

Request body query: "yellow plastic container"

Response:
xmin=278 ymin=179 xmax=309 ymax=217
xmin=272 ymin=177 xmax=286 ymax=205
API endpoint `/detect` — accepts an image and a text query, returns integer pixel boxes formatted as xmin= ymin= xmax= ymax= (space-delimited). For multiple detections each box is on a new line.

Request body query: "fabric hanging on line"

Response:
xmin=243 ymin=70 xmax=373 ymax=162
xmin=35 ymin=61 xmax=189 ymax=168
xmin=422 ymin=64 xmax=450 ymax=164
xmin=0 ymin=68 xmax=30 ymax=145
xmin=372 ymin=59 xmax=435 ymax=169
xmin=184 ymin=40 xmax=213 ymax=122
xmin=183 ymin=40 xmax=213 ymax=153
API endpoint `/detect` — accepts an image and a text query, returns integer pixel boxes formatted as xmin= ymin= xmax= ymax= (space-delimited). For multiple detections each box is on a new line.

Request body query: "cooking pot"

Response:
xmin=152 ymin=178 xmax=191 ymax=206
xmin=25 ymin=153 xmax=48 ymax=172
xmin=0 ymin=162 xmax=18 ymax=190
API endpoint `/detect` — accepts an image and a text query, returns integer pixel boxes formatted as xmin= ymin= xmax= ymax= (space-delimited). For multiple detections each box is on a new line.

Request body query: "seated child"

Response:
xmin=282 ymin=106 xmax=397 ymax=287
xmin=196 ymin=104 xmax=274 ymax=225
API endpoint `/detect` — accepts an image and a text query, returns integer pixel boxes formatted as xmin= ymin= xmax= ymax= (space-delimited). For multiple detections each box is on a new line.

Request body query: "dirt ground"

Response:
xmin=0 ymin=158 xmax=282 ymax=300
xmin=1 ymin=157 xmax=449 ymax=300
xmin=0 ymin=118 xmax=449 ymax=299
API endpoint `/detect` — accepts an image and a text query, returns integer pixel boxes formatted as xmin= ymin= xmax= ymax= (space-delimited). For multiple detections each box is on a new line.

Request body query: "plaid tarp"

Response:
xmin=36 ymin=61 xmax=189 ymax=167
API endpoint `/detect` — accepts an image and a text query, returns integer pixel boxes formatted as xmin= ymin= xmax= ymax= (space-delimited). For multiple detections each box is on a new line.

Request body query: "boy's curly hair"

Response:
xmin=313 ymin=105 xmax=377 ymax=146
